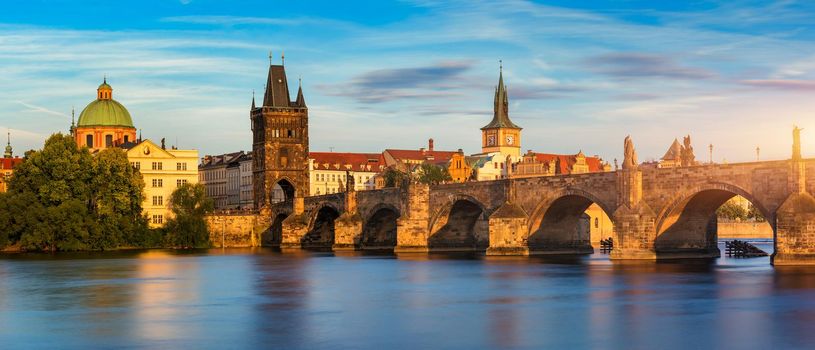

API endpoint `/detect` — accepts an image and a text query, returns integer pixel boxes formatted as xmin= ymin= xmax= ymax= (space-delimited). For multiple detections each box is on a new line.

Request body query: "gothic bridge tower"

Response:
xmin=251 ymin=54 xmax=309 ymax=213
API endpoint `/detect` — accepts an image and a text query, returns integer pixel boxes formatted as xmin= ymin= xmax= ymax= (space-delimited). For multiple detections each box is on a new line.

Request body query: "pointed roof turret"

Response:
xmin=295 ymin=77 xmax=306 ymax=107
xmin=262 ymin=55 xmax=293 ymax=108
xmin=662 ymin=138 xmax=682 ymax=160
xmin=251 ymin=90 xmax=256 ymax=109
xmin=482 ymin=61 xmax=520 ymax=130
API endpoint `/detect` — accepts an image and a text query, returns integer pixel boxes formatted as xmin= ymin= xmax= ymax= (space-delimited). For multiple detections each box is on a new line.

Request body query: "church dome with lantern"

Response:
xmin=73 ymin=78 xmax=137 ymax=150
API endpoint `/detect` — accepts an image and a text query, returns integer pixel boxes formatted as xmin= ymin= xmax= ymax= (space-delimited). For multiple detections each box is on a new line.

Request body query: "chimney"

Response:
xmin=428 ymin=138 xmax=434 ymax=152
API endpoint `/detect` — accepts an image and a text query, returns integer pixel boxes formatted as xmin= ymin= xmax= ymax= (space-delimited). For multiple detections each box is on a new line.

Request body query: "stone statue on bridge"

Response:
xmin=793 ymin=125 xmax=803 ymax=161
xmin=345 ymin=170 xmax=355 ymax=192
xmin=680 ymin=135 xmax=696 ymax=167
xmin=623 ymin=136 xmax=638 ymax=170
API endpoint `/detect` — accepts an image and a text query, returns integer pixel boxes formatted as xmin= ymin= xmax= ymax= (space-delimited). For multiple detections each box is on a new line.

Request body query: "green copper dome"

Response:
xmin=77 ymin=80 xmax=134 ymax=128
xmin=77 ymin=99 xmax=134 ymax=128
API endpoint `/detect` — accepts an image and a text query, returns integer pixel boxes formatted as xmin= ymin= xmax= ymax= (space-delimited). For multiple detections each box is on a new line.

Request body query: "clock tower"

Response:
xmin=481 ymin=63 xmax=521 ymax=158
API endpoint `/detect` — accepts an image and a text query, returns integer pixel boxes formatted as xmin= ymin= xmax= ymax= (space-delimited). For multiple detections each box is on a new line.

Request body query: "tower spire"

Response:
xmin=4 ymin=128 xmax=12 ymax=158
xmin=251 ymin=90 xmax=256 ymax=109
xmin=481 ymin=60 xmax=518 ymax=130
xmin=281 ymin=50 xmax=285 ymax=66
xmin=269 ymin=50 xmax=273 ymax=65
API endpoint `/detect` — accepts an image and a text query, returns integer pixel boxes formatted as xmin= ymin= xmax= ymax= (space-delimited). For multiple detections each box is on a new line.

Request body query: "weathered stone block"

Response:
xmin=486 ymin=202 xmax=529 ymax=256
xmin=774 ymin=192 xmax=815 ymax=265
xmin=333 ymin=212 xmax=362 ymax=250
xmin=610 ymin=203 xmax=657 ymax=260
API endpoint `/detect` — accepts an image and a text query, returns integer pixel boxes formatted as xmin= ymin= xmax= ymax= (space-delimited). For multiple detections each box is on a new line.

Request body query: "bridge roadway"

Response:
xmin=262 ymin=158 xmax=815 ymax=265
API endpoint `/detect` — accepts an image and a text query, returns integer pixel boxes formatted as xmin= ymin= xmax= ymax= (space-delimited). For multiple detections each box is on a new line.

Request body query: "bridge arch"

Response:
xmin=360 ymin=203 xmax=401 ymax=250
xmin=527 ymin=188 xmax=615 ymax=254
xmin=301 ymin=202 xmax=341 ymax=249
xmin=272 ymin=177 xmax=296 ymax=204
xmin=654 ymin=182 xmax=774 ymax=256
xmin=428 ymin=194 xmax=489 ymax=251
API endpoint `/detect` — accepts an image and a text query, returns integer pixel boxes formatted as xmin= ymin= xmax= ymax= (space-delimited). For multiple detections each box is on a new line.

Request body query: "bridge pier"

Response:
xmin=609 ymin=203 xmax=657 ymax=260
xmin=332 ymin=213 xmax=362 ymax=251
xmin=280 ymin=197 xmax=308 ymax=250
xmin=773 ymin=192 xmax=815 ymax=265
xmin=486 ymin=202 xmax=530 ymax=256
xmin=394 ymin=182 xmax=431 ymax=253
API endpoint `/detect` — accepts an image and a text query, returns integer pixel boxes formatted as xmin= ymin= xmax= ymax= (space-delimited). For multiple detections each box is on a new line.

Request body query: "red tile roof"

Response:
xmin=384 ymin=149 xmax=459 ymax=163
xmin=527 ymin=153 xmax=605 ymax=174
xmin=309 ymin=152 xmax=385 ymax=173
xmin=0 ymin=157 xmax=23 ymax=170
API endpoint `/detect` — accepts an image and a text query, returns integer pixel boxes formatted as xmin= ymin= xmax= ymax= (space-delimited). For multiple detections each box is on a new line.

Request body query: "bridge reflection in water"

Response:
xmin=3 ymin=246 xmax=815 ymax=348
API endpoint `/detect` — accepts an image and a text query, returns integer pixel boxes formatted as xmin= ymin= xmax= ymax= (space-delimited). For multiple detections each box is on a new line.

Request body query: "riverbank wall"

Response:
xmin=205 ymin=213 xmax=271 ymax=248
xmin=717 ymin=221 xmax=773 ymax=239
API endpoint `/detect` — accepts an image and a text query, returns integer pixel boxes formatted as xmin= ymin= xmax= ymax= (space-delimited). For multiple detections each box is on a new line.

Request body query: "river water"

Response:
xmin=2 ymin=241 xmax=815 ymax=349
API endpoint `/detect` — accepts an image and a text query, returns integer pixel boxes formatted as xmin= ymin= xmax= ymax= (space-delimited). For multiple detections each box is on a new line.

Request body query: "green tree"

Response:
xmin=717 ymin=200 xmax=748 ymax=221
xmin=747 ymin=205 xmax=766 ymax=222
xmin=3 ymin=133 xmax=148 ymax=251
xmin=164 ymin=183 xmax=214 ymax=248
xmin=9 ymin=134 xmax=94 ymax=206
xmin=416 ymin=163 xmax=452 ymax=185
xmin=91 ymin=148 xmax=145 ymax=248
xmin=383 ymin=167 xmax=408 ymax=188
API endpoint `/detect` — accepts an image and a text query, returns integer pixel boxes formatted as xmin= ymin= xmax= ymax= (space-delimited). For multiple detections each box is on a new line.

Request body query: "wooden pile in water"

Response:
xmin=600 ymin=237 xmax=613 ymax=252
xmin=725 ymin=240 xmax=768 ymax=258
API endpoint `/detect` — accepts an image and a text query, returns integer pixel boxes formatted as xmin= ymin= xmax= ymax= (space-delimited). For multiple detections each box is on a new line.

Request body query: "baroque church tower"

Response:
xmin=251 ymin=54 xmax=309 ymax=211
xmin=481 ymin=63 xmax=522 ymax=159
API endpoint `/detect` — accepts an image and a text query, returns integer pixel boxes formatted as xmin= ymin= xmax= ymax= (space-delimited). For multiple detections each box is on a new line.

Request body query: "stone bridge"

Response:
xmin=262 ymin=152 xmax=815 ymax=265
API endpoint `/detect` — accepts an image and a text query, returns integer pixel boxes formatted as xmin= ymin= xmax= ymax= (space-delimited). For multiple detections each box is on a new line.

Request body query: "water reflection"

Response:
xmin=1 ymin=245 xmax=815 ymax=349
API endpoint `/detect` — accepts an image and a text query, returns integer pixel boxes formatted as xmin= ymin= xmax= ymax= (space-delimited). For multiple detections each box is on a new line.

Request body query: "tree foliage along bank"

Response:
xmin=0 ymin=133 xmax=212 ymax=251
xmin=164 ymin=183 xmax=214 ymax=248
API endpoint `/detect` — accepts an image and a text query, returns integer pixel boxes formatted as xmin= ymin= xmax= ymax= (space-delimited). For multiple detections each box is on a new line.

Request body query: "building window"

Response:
xmin=124 ymin=135 xmax=129 ymax=143
xmin=131 ymin=162 xmax=141 ymax=170
xmin=105 ymin=135 xmax=113 ymax=147
xmin=152 ymin=196 xmax=164 ymax=206
xmin=152 ymin=179 xmax=163 ymax=188
xmin=86 ymin=135 xmax=93 ymax=148
xmin=152 ymin=214 xmax=164 ymax=224
xmin=177 ymin=179 xmax=188 ymax=187
xmin=177 ymin=162 xmax=187 ymax=171
xmin=152 ymin=162 xmax=163 ymax=170
xmin=595 ymin=218 xmax=599 ymax=228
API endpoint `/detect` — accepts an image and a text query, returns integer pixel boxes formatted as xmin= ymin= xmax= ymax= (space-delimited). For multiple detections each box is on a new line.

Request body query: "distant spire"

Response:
xmin=251 ymin=90 xmax=256 ymax=109
xmin=70 ymin=106 xmax=76 ymax=135
xmin=103 ymin=74 xmax=107 ymax=84
xmin=268 ymin=50 xmax=273 ymax=65
xmin=4 ymin=129 xmax=12 ymax=158
xmin=296 ymin=76 xmax=306 ymax=107
xmin=281 ymin=50 xmax=285 ymax=65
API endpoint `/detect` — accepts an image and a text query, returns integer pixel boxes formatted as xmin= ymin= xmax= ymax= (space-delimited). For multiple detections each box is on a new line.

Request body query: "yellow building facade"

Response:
xmin=126 ymin=140 xmax=199 ymax=227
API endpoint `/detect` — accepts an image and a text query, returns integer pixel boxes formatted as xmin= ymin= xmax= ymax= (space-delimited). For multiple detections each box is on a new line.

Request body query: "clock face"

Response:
xmin=487 ymin=135 xmax=496 ymax=146
xmin=506 ymin=135 xmax=515 ymax=145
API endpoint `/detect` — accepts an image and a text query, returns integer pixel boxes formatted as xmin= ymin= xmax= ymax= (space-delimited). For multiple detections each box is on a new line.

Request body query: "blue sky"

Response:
xmin=2 ymin=0 xmax=815 ymax=163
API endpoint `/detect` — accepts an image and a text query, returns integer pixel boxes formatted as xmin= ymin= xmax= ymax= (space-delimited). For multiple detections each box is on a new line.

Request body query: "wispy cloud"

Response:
xmin=740 ymin=79 xmax=815 ymax=91
xmin=320 ymin=60 xmax=474 ymax=103
xmin=15 ymin=101 xmax=69 ymax=119
xmin=585 ymin=53 xmax=716 ymax=80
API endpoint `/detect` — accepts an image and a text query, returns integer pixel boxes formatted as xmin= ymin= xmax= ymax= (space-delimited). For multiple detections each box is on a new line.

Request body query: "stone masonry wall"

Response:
xmin=205 ymin=213 xmax=271 ymax=248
